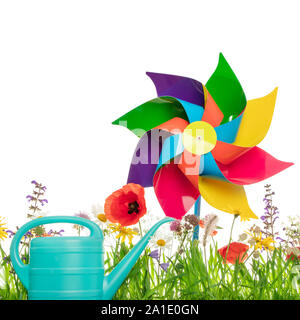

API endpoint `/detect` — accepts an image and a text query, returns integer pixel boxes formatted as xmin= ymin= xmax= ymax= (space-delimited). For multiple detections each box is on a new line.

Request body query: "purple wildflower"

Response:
xmin=48 ymin=229 xmax=64 ymax=236
xmin=39 ymin=199 xmax=48 ymax=206
xmin=6 ymin=230 xmax=15 ymax=238
xmin=159 ymin=262 xmax=170 ymax=272
xmin=27 ymin=180 xmax=48 ymax=219
xmin=3 ymin=256 xmax=10 ymax=263
xmin=26 ymin=195 xmax=34 ymax=201
xmin=24 ymin=231 xmax=33 ymax=239
xmin=149 ymin=249 xmax=160 ymax=261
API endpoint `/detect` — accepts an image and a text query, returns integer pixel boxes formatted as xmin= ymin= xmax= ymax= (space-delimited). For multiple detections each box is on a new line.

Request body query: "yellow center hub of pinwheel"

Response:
xmin=182 ymin=121 xmax=217 ymax=155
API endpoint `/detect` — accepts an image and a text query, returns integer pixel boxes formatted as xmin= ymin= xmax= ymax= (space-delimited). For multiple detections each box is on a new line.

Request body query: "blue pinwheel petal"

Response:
xmin=214 ymin=114 xmax=243 ymax=143
xmin=156 ymin=134 xmax=184 ymax=173
xmin=177 ymin=99 xmax=204 ymax=123
xmin=199 ymin=152 xmax=228 ymax=181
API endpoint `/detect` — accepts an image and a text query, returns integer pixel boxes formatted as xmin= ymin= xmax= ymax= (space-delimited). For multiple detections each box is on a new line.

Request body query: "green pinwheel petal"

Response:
xmin=206 ymin=53 xmax=247 ymax=124
xmin=112 ymin=96 xmax=189 ymax=137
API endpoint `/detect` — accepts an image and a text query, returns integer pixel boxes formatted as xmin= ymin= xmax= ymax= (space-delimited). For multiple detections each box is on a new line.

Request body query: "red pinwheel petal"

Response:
xmin=211 ymin=140 xmax=251 ymax=165
xmin=216 ymin=146 xmax=294 ymax=185
xmin=153 ymin=161 xmax=199 ymax=219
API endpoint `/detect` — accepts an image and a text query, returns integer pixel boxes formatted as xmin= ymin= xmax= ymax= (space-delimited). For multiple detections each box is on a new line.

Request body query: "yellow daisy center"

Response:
xmin=156 ymin=239 xmax=166 ymax=247
xmin=97 ymin=213 xmax=107 ymax=223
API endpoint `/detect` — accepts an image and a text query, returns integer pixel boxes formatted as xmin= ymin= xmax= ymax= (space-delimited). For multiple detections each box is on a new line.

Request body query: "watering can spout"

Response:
xmin=102 ymin=217 xmax=174 ymax=300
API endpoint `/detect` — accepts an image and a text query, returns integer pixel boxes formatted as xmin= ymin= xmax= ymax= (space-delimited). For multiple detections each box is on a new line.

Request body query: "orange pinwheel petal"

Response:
xmin=201 ymin=86 xmax=224 ymax=127
xmin=211 ymin=140 xmax=251 ymax=165
xmin=177 ymin=149 xmax=201 ymax=189
xmin=153 ymin=117 xmax=189 ymax=134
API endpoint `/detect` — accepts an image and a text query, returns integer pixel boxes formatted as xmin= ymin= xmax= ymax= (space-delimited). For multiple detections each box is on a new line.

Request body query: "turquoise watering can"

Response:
xmin=10 ymin=215 xmax=174 ymax=300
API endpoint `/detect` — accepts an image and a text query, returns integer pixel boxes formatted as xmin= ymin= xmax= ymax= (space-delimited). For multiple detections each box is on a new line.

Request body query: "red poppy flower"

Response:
xmin=218 ymin=242 xmax=249 ymax=264
xmin=286 ymin=247 xmax=300 ymax=261
xmin=104 ymin=183 xmax=147 ymax=226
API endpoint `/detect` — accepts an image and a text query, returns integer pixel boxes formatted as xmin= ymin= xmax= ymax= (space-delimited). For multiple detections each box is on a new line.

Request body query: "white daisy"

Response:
xmin=91 ymin=203 xmax=108 ymax=225
xmin=149 ymin=231 xmax=173 ymax=251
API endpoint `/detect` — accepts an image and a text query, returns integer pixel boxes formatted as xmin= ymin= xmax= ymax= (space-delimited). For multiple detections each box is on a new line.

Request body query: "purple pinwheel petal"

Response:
xmin=159 ymin=262 xmax=170 ymax=272
xmin=149 ymin=249 xmax=160 ymax=260
xmin=31 ymin=180 xmax=38 ymax=185
xmin=146 ymin=72 xmax=205 ymax=107
xmin=260 ymin=216 xmax=266 ymax=221
xmin=127 ymin=129 xmax=172 ymax=187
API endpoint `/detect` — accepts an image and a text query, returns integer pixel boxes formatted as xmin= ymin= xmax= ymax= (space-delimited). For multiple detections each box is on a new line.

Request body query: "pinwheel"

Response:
xmin=112 ymin=53 xmax=293 ymax=230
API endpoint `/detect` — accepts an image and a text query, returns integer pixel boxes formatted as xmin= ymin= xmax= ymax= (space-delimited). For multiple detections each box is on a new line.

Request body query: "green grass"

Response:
xmin=1 ymin=233 xmax=299 ymax=300
xmin=0 ymin=244 xmax=27 ymax=300
xmin=111 ymin=241 xmax=299 ymax=300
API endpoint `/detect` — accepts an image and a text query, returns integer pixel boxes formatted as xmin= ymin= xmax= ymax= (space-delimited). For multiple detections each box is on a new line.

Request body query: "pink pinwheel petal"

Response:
xmin=216 ymin=146 xmax=294 ymax=185
xmin=153 ymin=162 xmax=199 ymax=219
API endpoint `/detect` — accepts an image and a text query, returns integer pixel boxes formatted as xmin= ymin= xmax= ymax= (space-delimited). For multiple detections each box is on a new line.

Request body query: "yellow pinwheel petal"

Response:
xmin=198 ymin=177 xmax=258 ymax=221
xmin=234 ymin=88 xmax=278 ymax=147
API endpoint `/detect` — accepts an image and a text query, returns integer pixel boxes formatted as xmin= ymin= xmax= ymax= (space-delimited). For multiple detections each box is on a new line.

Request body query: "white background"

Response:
xmin=0 ymin=0 xmax=299 ymax=246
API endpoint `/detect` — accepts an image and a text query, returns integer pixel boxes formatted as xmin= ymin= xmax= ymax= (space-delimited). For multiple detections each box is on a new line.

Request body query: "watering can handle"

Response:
xmin=10 ymin=216 xmax=103 ymax=290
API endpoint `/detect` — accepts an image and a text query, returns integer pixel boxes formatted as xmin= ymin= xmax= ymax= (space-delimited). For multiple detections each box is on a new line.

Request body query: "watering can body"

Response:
xmin=10 ymin=215 xmax=173 ymax=300
xmin=27 ymin=236 xmax=105 ymax=300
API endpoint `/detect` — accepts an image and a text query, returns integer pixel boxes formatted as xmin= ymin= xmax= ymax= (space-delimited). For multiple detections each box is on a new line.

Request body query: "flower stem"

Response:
xmin=219 ymin=214 xmax=238 ymax=286
xmin=138 ymin=221 xmax=143 ymax=238
xmin=224 ymin=214 xmax=238 ymax=263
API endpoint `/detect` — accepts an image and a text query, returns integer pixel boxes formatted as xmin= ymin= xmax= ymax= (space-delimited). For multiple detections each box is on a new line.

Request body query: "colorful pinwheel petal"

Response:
xmin=113 ymin=53 xmax=293 ymax=222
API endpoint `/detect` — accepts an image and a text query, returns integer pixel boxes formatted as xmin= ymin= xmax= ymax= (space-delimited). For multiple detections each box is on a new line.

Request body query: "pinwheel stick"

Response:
xmin=192 ymin=196 xmax=201 ymax=240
